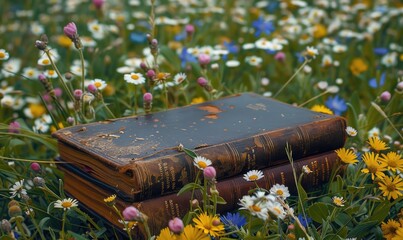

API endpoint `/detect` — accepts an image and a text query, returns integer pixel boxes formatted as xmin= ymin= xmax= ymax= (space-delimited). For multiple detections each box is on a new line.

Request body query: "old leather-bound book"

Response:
xmin=52 ymin=93 xmax=347 ymax=201
xmin=59 ymin=151 xmax=340 ymax=240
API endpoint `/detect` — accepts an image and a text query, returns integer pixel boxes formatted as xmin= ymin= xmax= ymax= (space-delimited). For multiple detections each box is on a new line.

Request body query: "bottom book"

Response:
xmin=59 ymin=151 xmax=339 ymax=239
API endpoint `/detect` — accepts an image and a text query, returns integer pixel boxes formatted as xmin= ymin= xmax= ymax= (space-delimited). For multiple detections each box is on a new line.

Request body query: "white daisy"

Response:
xmin=332 ymin=196 xmax=345 ymax=207
xmin=91 ymin=78 xmax=107 ymax=90
xmin=243 ymin=170 xmax=264 ymax=182
xmin=381 ymin=52 xmax=398 ymax=67
xmin=225 ymin=60 xmax=240 ymax=68
xmin=173 ymin=72 xmax=187 ymax=85
xmin=345 ymin=126 xmax=357 ymax=137
xmin=255 ymin=38 xmax=271 ymax=50
xmin=302 ymin=165 xmax=313 ymax=174
xmin=0 ymin=49 xmax=10 ymax=61
xmin=37 ymin=57 xmax=52 ymax=66
xmin=267 ymin=201 xmax=286 ymax=220
xmin=10 ymin=179 xmax=27 ymax=198
xmin=2 ymin=58 xmax=21 ymax=77
xmin=88 ymin=20 xmax=106 ymax=40
xmin=44 ymin=69 xmax=58 ymax=79
xmin=305 ymin=46 xmax=319 ymax=59
xmin=269 ymin=184 xmax=290 ymax=200
xmin=1 ymin=95 xmax=15 ymax=108
xmin=54 ymin=198 xmax=79 ymax=211
xmin=239 ymin=195 xmax=269 ymax=220
xmin=70 ymin=65 xmax=87 ymax=77
xmin=193 ymin=156 xmax=212 ymax=170
xmin=245 ymin=56 xmax=263 ymax=66
xmin=124 ymin=72 xmax=146 ymax=85
xmin=22 ymin=67 xmax=39 ymax=80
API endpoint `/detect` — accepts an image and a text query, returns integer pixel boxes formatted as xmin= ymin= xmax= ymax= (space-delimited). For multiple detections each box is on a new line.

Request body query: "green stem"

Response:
xmin=100 ymin=96 xmax=116 ymax=119
xmin=74 ymin=208 xmax=102 ymax=232
xmin=163 ymin=81 xmax=168 ymax=110
xmin=274 ymin=60 xmax=309 ymax=98
xmin=15 ymin=218 xmax=28 ymax=239
xmin=112 ymin=205 xmax=133 ymax=240
xmin=133 ymin=85 xmax=138 ymax=115
xmin=44 ymin=49 xmax=75 ymax=103
xmin=61 ymin=210 xmax=66 ymax=240
xmin=27 ymin=206 xmax=46 ymax=240
xmin=78 ymin=48 xmax=85 ymax=92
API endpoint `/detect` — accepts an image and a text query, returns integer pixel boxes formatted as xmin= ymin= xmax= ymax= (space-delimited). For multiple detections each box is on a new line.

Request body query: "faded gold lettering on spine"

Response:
xmin=310 ymin=160 xmax=319 ymax=186
xmin=261 ymin=134 xmax=275 ymax=162
xmin=225 ymin=143 xmax=241 ymax=171
xmin=280 ymin=171 xmax=286 ymax=185
xmin=158 ymin=162 xmax=164 ymax=194
xmin=296 ymin=126 xmax=310 ymax=155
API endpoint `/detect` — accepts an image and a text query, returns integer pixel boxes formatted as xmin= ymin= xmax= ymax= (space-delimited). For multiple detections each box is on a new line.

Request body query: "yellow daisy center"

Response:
xmin=48 ymin=70 xmax=55 ymax=75
xmin=197 ymin=161 xmax=207 ymax=169
xmin=157 ymin=72 xmax=165 ymax=79
xmin=251 ymin=205 xmax=261 ymax=212
xmin=94 ymin=82 xmax=102 ymax=88
xmin=92 ymin=25 xmax=100 ymax=31
xmin=43 ymin=59 xmax=50 ymax=64
xmin=61 ymin=201 xmax=72 ymax=208
xmin=249 ymin=174 xmax=258 ymax=181
xmin=273 ymin=207 xmax=282 ymax=214
xmin=276 ymin=189 xmax=284 ymax=195
xmin=131 ymin=74 xmax=139 ymax=80
xmin=0 ymin=52 xmax=5 ymax=58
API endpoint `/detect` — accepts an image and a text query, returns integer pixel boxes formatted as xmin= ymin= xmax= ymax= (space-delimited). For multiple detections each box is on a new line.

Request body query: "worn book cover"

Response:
xmin=52 ymin=93 xmax=347 ymax=201
xmin=59 ymin=151 xmax=340 ymax=240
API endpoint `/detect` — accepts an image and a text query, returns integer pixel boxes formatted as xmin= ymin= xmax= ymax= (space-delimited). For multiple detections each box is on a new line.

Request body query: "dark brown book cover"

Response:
xmin=60 ymin=151 xmax=339 ymax=239
xmin=53 ymin=93 xmax=346 ymax=201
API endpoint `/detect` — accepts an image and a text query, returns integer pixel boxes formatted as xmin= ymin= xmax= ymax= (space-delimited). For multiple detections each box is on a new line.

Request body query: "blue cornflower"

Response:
xmin=369 ymin=72 xmax=386 ymax=88
xmin=252 ymin=16 xmax=275 ymax=37
xmin=174 ymin=31 xmax=186 ymax=41
xmin=130 ymin=32 xmax=147 ymax=43
xmin=223 ymin=41 xmax=239 ymax=54
xmin=373 ymin=47 xmax=388 ymax=56
xmin=325 ymin=95 xmax=347 ymax=115
xmin=297 ymin=214 xmax=312 ymax=228
xmin=220 ymin=212 xmax=247 ymax=229
xmin=179 ymin=47 xmax=197 ymax=69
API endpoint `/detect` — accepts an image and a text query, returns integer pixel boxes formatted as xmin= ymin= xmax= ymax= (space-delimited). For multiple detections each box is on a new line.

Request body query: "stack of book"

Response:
xmin=52 ymin=93 xmax=347 ymax=239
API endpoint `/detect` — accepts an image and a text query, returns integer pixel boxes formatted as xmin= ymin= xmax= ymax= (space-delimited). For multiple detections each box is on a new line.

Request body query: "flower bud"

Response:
xmin=123 ymin=206 xmax=141 ymax=221
xmin=8 ymin=205 xmax=22 ymax=218
xmin=67 ymin=117 xmax=75 ymax=125
xmin=143 ymin=92 xmax=153 ymax=114
xmin=198 ymin=53 xmax=211 ymax=66
xmin=54 ymin=88 xmax=62 ymax=97
xmin=168 ymin=217 xmax=184 ymax=234
xmin=396 ymin=81 xmax=403 ymax=92
xmin=38 ymin=73 xmax=47 ymax=83
xmin=30 ymin=162 xmax=41 ymax=172
xmin=0 ymin=219 xmax=12 ymax=233
xmin=65 ymin=72 xmax=73 ymax=81
xmin=93 ymin=0 xmax=104 ymax=9
xmin=191 ymin=199 xmax=199 ymax=208
xmin=73 ymin=89 xmax=83 ymax=100
xmin=197 ymin=77 xmax=208 ymax=87
xmin=64 ymin=22 xmax=78 ymax=40
xmin=185 ymin=24 xmax=195 ymax=35
xmin=87 ymin=84 xmax=97 ymax=93
xmin=203 ymin=166 xmax=216 ymax=180
xmin=143 ymin=92 xmax=153 ymax=103
xmin=33 ymin=177 xmax=46 ymax=187
xmin=212 ymin=219 xmax=221 ymax=226
xmin=140 ymin=62 xmax=148 ymax=71
xmin=151 ymin=39 xmax=158 ymax=47
xmin=8 ymin=121 xmax=20 ymax=133
xmin=35 ymin=40 xmax=47 ymax=50
xmin=146 ymin=69 xmax=156 ymax=79
xmin=274 ymin=52 xmax=286 ymax=62
xmin=380 ymin=91 xmax=391 ymax=102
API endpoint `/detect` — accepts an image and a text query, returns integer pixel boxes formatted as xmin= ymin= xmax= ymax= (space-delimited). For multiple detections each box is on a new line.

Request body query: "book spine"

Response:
xmin=63 ymin=151 xmax=339 ymax=240
xmin=122 ymin=117 xmax=346 ymax=200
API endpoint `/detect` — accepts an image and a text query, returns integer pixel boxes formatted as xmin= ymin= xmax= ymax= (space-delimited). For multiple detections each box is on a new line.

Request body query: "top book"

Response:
xmin=52 ymin=93 xmax=347 ymax=201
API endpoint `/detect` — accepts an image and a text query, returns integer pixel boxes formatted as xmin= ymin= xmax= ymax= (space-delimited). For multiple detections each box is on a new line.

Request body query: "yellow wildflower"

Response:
xmin=335 ymin=148 xmax=358 ymax=164
xmin=350 ymin=58 xmax=368 ymax=76
xmin=367 ymin=136 xmax=389 ymax=152
xmin=361 ymin=152 xmax=387 ymax=180
xmin=311 ymin=105 xmax=333 ymax=115
xmin=378 ymin=175 xmax=403 ymax=200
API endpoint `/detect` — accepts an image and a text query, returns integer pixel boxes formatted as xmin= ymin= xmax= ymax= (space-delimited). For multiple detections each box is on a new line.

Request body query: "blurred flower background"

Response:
xmin=0 ymin=0 xmax=402 ymax=239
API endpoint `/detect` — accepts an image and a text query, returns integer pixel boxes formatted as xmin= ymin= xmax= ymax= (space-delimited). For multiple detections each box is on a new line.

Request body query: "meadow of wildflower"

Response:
xmin=0 ymin=0 xmax=402 ymax=239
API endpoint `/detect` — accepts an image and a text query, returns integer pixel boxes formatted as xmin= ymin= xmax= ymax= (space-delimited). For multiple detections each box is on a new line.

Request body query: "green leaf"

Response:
xmin=307 ymin=202 xmax=331 ymax=223
xmin=177 ymin=183 xmax=203 ymax=195
xmin=334 ymin=212 xmax=352 ymax=228
xmin=323 ymin=234 xmax=344 ymax=240
xmin=183 ymin=148 xmax=197 ymax=159
xmin=347 ymin=220 xmax=379 ymax=238
xmin=214 ymin=196 xmax=227 ymax=204
xmin=67 ymin=231 xmax=90 ymax=240
xmin=366 ymin=201 xmax=392 ymax=223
